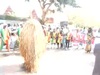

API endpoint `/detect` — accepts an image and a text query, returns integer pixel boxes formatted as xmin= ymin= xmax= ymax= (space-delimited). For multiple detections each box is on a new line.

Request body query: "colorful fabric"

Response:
xmin=47 ymin=32 xmax=51 ymax=43
xmin=66 ymin=33 xmax=71 ymax=40
xmin=86 ymin=33 xmax=93 ymax=45
xmin=17 ymin=28 xmax=21 ymax=36
xmin=0 ymin=29 xmax=4 ymax=50
xmin=50 ymin=38 xmax=54 ymax=43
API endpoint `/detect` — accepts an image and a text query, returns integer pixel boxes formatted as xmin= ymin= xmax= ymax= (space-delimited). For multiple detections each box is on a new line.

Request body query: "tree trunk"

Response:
xmin=37 ymin=10 xmax=47 ymax=25
xmin=36 ymin=1 xmax=53 ymax=25
xmin=37 ymin=18 xmax=45 ymax=25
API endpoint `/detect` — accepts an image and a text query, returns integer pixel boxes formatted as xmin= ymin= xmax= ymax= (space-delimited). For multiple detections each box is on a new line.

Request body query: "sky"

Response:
xmin=76 ymin=0 xmax=100 ymax=20
xmin=0 ymin=0 xmax=41 ymax=17
xmin=76 ymin=0 xmax=100 ymax=8
xmin=0 ymin=0 xmax=100 ymax=17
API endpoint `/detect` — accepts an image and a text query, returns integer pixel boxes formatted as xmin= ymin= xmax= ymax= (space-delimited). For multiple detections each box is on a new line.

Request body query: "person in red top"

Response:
xmin=72 ymin=29 xmax=80 ymax=49
xmin=3 ymin=25 xmax=10 ymax=52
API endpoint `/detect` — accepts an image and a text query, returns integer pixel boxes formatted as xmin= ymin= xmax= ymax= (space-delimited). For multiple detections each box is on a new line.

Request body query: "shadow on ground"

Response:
xmin=0 ymin=64 xmax=24 ymax=74
xmin=0 ymin=51 xmax=20 ymax=57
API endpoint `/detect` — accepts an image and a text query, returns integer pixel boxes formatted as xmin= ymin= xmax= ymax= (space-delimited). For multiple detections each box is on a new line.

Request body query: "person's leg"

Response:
xmin=53 ymin=43 xmax=56 ymax=48
xmin=63 ymin=38 xmax=66 ymax=49
xmin=57 ymin=42 xmax=59 ymax=49
xmin=66 ymin=39 xmax=67 ymax=48
xmin=56 ymin=38 xmax=58 ymax=49
xmin=66 ymin=40 xmax=68 ymax=48
xmin=13 ymin=41 xmax=17 ymax=51
xmin=50 ymin=38 xmax=52 ymax=49
xmin=67 ymin=40 xmax=70 ymax=49
xmin=6 ymin=40 xmax=10 ymax=52
xmin=53 ymin=38 xmax=56 ymax=48
xmin=60 ymin=43 xmax=63 ymax=48
xmin=62 ymin=38 xmax=64 ymax=48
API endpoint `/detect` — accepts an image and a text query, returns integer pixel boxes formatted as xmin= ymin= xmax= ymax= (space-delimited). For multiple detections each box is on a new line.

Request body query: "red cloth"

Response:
xmin=91 ymin=38 xmax=95 ymax=44
xmin=73 ymin=33 xmax=80 ymax=43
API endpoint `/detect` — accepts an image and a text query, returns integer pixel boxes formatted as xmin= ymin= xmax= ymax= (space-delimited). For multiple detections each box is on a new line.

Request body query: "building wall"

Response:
xmin=0 ymin=20 xmax=23 ymax=25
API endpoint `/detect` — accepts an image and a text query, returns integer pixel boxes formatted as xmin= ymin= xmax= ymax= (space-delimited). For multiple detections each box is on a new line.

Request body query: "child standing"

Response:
xmin=10 ymin=33 xmax=18 ymax=50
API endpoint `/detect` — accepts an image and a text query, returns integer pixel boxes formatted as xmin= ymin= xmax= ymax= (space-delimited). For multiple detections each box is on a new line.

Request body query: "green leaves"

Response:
xmin=55 ymin=0 xmax=80 ymax=12
xmin=54 ymin=3 xmax=62 ymax=12
xmin=57 ymin=0 xmax=77 ymax=7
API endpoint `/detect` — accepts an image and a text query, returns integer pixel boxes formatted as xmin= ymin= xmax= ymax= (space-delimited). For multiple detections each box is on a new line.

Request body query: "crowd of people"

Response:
xmin=0 ymin=23 xmax=23 ymax=52
xmin=0 ymin=23 xmax=99 ymax=53
xmin=43 ymin=25 xmax=99 ymax=53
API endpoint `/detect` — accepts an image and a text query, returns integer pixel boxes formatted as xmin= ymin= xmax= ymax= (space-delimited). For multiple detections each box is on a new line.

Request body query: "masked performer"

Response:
xmin=19 ymin=19 xmax=46 ymax=73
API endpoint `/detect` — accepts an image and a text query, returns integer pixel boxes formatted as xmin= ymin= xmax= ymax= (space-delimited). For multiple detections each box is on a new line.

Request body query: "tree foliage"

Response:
xmin=25 ymin=0 xmax=79 ymax=25
xmin=57 ymin=0 xmax=76 ymax=6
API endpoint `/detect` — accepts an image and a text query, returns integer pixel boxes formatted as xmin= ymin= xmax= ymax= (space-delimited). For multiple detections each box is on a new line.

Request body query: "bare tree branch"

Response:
xmin=38 ymin=0 xmax=43 ymax=9
xmin=37 ymin=0 xmax=54 ymax=24
xmin=44 ymin=3 xmax=51 ymax=6
xmin=42 ymin=0 xmax=47 ymax=3
xmin=44 ymin=18 xmax=48 ymax=23
xmin=43 ymin=2 xmax=53 ymax=22
xmin=45 ymin=2 xmax=53 ymax=12
xmin=44 ymin=0 xmax=47 ymax=3
xmin=38 ymin=0 xmax=40 ymax=3
xmin=42 ymin=0 xmax=47 ymax=9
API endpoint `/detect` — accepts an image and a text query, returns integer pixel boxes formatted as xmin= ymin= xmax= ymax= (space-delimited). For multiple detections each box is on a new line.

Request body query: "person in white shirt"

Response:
xmin=9 ymin=33 xmax=18 ymax=50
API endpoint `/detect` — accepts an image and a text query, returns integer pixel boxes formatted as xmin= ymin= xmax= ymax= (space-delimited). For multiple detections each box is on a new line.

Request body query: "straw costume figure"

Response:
xmin=19 ymin=19 xmax=46 ymax=73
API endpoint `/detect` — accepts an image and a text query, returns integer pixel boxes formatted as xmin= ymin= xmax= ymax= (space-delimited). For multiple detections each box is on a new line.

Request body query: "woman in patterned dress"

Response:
xmin=85 ymin=27 xmax=93 ymax=53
